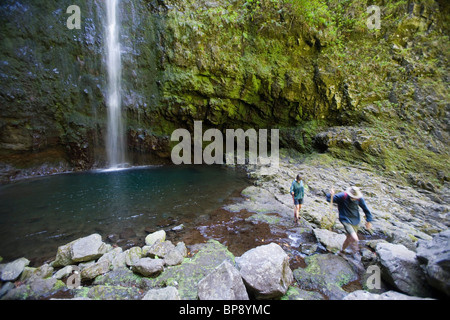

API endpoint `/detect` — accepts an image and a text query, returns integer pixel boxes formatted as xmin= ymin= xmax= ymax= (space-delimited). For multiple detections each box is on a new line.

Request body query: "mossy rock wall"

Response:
xmin=0 ymin=0 xmax=448 ymax=182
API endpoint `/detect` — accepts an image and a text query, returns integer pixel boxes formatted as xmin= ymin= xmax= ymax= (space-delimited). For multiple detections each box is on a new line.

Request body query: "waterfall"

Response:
xmin=105 ymin=0 xmax=126 ymax=169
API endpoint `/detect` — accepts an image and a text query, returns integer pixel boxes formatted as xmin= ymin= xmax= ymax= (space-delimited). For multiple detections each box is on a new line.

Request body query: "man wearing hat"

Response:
xmin=326 ymin=186 xmax=373 ymax=255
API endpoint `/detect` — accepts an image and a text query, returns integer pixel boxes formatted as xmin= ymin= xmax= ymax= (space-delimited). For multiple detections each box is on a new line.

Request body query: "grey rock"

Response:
xmin=0 ymin=281 xmax=15 ymax=299
xmin=416 ymin=229 xmax=450 ymax=296
xmin=175 ymin=242 xmax=188 ymax=258
xmin=171 ymin=224 xmax=184 ymax=232
xmin=0 ymin=257 xmax=30 ymax=281
xmin=164 ymin=248 xmax=184 ymax=266
xmin=142 ymin=286 xmax=180 ymax=300
xmin=151 ymin=240 xmax=235 ymax=300
xmin=131 ymin=258 xmax=164 ymax=277
xmin=80 ymin=260 xmax=110 ymax=280
xmin=282 ymin=286 xmax=324 ymax=300
xmin=236 ymin=243 xmax=293 ymax=299
xmin=376 ymin=242 xmax=433 ymax=297
xmin=71 ymin=233 xmax=108 ymax=263
xmin=145 ymin=240 xmax=176 ymax=259
xmin=343 ymin=290 xmax=435 ymax=300
xmin=198 ymin=260 xmax=249 ymax=300
xmin=145 ymin=230 xmax=166 ymax=246
xmin=293 ymin=253 xmax=358 ymax=300
xmin=2 ymin=277 xmax=66 ymax=300
xmin=53 ymin=265 xmax=78 ymax=280
xmin=83 ymin=285 xmax=143 ymax=300
xmin=124 ymin=246 xmax=143 ymax=266
xmin=313 ymin=228 xmax=346 ymax=253
xmin=53 ymin=234 xmax=108 ymax=267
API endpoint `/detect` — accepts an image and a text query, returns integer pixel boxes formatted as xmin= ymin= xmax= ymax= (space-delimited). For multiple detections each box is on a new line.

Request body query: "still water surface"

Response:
xmin=0 ymin=165 xmax=249 ymax=264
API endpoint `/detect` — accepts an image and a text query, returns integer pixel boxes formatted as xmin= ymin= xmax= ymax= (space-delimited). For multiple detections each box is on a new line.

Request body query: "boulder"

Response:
xmin=164 ymin=248 xmax=184 ymax=266
xmin=144 ymin=240 xmax=176 ymax=259
xmin=0 ymin=257 xmax=30 ymax=281
xmin=142 ymin=286 xmax=180 ymax=300
xmin=53 ymin=265 xmax=78 ymax=280
xmin=145 ymin=230 xmax=166 ymax=246
xmin=124 ymin=246 xmax=143 ymax=266
xmin=343 ymin=290 xmax=435 ymax=300
xmin=416 ymin=229 xmax=450 ymax=297
xmin=20 ymin=264 xmax=53 ymax=282
xmin=313 ymin=228 xmax=346 ymax=253
xmin=80 ymin=260 xmax=110 ymax=280
xmin=293 ymin=253 xmax=358 ymax=300
xmin=53 ymin=234 xmax=108 ymax=267
xmin=281 ymin=286 xmax=324 ymax=300
xmin=175 ymin=242 xmax=188 ymax=258
xmin=198 ymin=260 xmax=249 ymax=300
xmin=82 ymin=285 xmax=143 ymax=300
xmin=98 ymin=247 xmax=123 ymax=265
xmin=131 ymin=258 xmax=164 ymax=277
xmin=236 ymin=243 xmax=293 ymax=299
xmin=151 ymin=240 xmax=235 ymax=300
xmin=376 ymin=242 xmax=433 ymax=297
xmin=2 ymin=278 xmax=66 ymax=300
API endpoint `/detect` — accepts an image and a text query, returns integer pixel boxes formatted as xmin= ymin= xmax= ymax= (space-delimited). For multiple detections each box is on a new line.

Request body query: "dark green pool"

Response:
xmin=0 ymin=165 xmax=249 ymax=264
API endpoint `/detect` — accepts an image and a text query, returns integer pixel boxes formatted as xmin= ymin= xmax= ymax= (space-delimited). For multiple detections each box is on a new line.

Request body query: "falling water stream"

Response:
xmin=105 ymin=0 xmax=126 ymax=169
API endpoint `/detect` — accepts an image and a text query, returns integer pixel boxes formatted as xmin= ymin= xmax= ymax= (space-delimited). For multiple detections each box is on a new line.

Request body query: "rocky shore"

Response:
xmin=0 ymin=154 xmax=449 ymax=300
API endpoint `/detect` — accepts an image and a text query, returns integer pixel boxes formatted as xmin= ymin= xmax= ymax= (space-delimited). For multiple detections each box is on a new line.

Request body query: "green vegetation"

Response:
xmin=0 ymin=0 xmax=448 ymax=188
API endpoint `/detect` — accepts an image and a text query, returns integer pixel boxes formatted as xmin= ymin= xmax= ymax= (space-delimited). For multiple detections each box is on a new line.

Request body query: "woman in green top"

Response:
xmin=290 ymin=174 xmax=304 ymax=224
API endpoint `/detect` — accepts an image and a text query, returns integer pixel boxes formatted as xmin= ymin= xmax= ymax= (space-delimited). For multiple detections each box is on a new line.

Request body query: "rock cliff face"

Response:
xmin=0 ymin=0 xmax=449 ymax=184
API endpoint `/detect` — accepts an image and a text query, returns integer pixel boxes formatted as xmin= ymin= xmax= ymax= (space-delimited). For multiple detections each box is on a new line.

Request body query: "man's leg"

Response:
xmin=341 ymin=222 xmax=360 ymax=253
xmin=345 ymin=232 xmax=359 ymax=253
xmin=294 ymin=204 xmax=299 ymax=222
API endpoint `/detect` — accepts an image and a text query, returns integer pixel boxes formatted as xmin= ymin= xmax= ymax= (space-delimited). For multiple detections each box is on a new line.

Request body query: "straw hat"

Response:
xmin=346 ymin=186 xmax=363 ymax=199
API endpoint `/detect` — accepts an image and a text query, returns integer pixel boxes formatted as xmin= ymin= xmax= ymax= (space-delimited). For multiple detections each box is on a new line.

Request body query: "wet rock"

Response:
xmin=313 ymin=228 xmax=346 ymax=253
xmin=293 ymin=254 xmax=358 ymax=300
xmin=142 ymin=286 xmax=180 ymax=300
xmin=376 ymin=242 xmax=433 ymax=297
xmin=416 ymin=229 xmax=450 ymax=297
xmin=0 ymin=257 xmax=30 ymax=281
xmin=236 ymin=243 xmax=293 ymax=299
xmin=171 ymin=224 xmax=184 ymax=232
xmin=131 ymin=258 xmax=164 ymax=277
xmin=343 ymin=290 xmax=435 ymax=300
xmin=198 ymin=261 xmax=249 ymax=300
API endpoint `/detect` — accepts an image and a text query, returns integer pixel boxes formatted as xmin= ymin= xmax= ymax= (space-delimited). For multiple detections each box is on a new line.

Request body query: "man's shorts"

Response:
xmin=294 ymin=198 xmax=304 ymax=205
xmin=341 ymin=221 xmax=358 ymax=235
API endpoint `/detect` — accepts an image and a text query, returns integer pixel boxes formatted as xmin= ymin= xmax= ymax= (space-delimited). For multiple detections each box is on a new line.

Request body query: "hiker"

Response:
xmin=326 ymin=186 xmax=373 ymax=255
xmin=290 ymin=174 xmax=304 ymax=224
